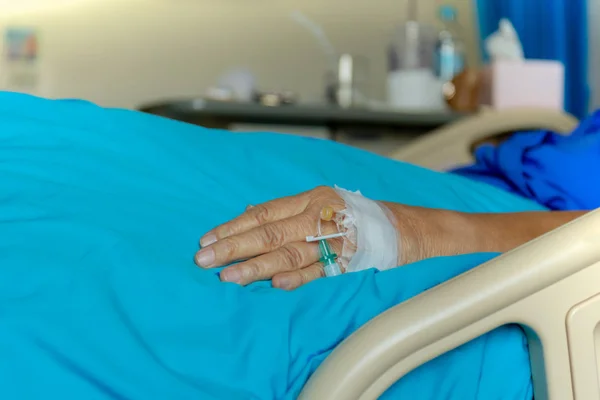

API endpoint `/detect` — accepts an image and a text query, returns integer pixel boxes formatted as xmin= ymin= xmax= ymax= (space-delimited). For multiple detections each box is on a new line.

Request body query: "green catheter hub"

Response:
xmin=318 ymin=238 xmax=342 ymax=277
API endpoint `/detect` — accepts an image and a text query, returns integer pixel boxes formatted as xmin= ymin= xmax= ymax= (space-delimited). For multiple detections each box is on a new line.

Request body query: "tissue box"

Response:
xmin=480 ymin=60 xmax=565 ymax=111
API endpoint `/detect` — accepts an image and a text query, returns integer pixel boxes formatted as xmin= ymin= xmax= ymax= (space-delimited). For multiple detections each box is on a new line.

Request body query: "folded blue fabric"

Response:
xmin=453 ymin=111 xmax=600 ymax=211
xmin=0 ymin=92 xmax=544 ymax=399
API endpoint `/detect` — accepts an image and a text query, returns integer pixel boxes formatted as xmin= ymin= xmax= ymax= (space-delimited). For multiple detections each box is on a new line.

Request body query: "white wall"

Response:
xmin=0 ymin=0 xmax=478 ymax=109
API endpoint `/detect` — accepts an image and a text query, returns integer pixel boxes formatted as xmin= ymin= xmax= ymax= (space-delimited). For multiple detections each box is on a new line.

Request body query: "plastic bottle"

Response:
xmin=386 ymin=0 xmax=439 ymax=109
xmin=434 ymin=5 xmax=466 ymax=82
xmin=387 ymin=0 xmax=435 ymax=73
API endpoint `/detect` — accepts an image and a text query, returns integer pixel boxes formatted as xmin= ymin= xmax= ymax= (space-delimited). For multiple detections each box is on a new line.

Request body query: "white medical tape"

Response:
xmin=334 ymin=186 xmax=399 ymax=273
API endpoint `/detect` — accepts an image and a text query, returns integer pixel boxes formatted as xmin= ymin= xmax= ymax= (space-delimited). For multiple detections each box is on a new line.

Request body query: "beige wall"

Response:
xmin=0 ymin=0 xmax=479 ymax=109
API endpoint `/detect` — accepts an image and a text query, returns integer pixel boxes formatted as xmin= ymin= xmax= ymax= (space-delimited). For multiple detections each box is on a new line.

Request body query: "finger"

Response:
xmin=200 ymin=192 xmax=311 ymax=247
xmin=272 ymin=263 xmax=326 ymax=290
xmin=196 ymin=212 xmax=336 ymax=268
xmin=220 ymin=241 xmax=320 ymax=285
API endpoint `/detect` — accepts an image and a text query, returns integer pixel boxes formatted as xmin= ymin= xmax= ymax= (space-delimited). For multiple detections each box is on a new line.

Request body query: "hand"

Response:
xmin=194 ymin=186 xmax=472 ymax=290
xmin=195 ymin=186 xmax=347 ymax=290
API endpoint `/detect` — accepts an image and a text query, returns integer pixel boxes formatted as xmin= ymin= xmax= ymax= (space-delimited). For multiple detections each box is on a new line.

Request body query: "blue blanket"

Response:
xmin=453 ymin=111 xmax=600 ymax=211
xmin=0 ymin=92 xmax=544 ymax=399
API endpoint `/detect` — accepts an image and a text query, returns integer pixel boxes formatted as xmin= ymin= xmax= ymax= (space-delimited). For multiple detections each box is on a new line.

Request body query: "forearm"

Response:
xmin=460 ymin=210 xmax=587 ymax=254
xmin=383 ymin=202 xmax=588 ymax=264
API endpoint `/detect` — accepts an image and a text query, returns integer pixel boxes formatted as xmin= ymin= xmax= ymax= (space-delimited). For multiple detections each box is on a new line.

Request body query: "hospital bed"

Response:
xmin=300 ymin=207 xmax=600 ymax=400
xmin=2 ymin=91 xmax=591 ymax=399
xmin=391 ymin=108 xmax=579 ymax=170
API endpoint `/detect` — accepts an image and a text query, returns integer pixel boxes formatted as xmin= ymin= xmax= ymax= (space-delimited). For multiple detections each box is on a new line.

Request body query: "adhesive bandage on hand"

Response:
xmin=333 ymin=186 xmax=400 ymax=273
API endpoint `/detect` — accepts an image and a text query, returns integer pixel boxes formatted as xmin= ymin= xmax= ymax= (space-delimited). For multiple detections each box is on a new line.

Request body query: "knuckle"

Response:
xmin=313 ymin=185 xmax=334 ymax=197
xmin=220 ymin=238 xmax=239 ymax=260
xmin=300 ymin=269 xmax=313 ymax=284
xmin=245 ymin=262 xmax=262 ymax=280
xmin=310 ymin=186 xmax=341 ymax=210
xmin=252 ymin=204 xmax=271 ymax=225
xmin=300 ymin=211 xmax=318 ymax=227
xmin=280 ymin=245 xmax=305 ymax=268
xmin=262 ymin=224 xmax=285 ymax=249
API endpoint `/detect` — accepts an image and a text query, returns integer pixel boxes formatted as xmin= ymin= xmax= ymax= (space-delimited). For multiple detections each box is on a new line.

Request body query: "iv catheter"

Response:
xmin=305 ymin=206 xmax=345 ymax=277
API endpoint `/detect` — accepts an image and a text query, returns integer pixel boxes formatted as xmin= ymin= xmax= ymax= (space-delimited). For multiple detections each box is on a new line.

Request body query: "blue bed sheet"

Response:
xmin=0 ymin=92 xmax=545 ymax=399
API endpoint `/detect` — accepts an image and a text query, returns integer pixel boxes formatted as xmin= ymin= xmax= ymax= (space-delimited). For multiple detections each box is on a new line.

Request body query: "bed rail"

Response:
xmin=391 ymin=108 xmax=579 ymax=170
xmin=299 ymin=208 xmax=600 ymax=400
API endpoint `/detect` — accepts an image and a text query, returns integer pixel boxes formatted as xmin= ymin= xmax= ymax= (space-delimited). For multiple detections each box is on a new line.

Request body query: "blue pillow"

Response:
xmin=0 ymin=92 xmax=542 ymax=399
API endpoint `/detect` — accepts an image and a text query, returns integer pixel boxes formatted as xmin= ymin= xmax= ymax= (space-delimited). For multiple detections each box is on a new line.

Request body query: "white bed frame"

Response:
xmin=299 ymin=208 xmax=600 ymax=399
xmin=390 ymin=108 xmax=579 ymax=171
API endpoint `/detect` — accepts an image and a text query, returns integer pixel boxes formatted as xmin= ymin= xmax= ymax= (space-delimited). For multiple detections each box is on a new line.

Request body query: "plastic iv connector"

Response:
xmin=306 ymin=231 xmax=346 ymax=277
xmin=318 ymin=239 xmax=343 ymax=277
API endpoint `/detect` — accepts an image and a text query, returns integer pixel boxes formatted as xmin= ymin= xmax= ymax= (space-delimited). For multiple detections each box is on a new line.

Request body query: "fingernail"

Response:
xmin=221 ymin=268 xmax=242 ymax=284
xmin=195 ymin=248 xmax=216 ymax=268
xmin=200 ymin=233 xmax=217 ymax=247
xmin=246 ymin=204 xmax=254 ymax=211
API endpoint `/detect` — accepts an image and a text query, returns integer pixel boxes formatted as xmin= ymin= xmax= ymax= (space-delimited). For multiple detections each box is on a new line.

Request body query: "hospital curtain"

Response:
xmin=589 ymin=0 xmax=600 ymax=112
xmin=475 ymin=0 xmax=590 ymax=119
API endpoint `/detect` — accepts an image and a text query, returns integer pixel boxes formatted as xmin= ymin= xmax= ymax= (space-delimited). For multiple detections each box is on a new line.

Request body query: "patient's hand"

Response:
xmin=195 ymin=186 xmax=347 ymax=290
xmin=194 ymin=186 xmax=468 ymax=289
xmin=195 ymin=185 xmax=584 ymax=290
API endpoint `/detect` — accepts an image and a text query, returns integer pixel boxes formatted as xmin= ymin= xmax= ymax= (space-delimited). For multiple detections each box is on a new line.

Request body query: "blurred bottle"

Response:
xmin=386 ymin=0 xmax=443 ymax=110
xmin=434 ymin=5 xmax=466 ymax=82
xmin=387 ymin=0 xmax=435 ymax=73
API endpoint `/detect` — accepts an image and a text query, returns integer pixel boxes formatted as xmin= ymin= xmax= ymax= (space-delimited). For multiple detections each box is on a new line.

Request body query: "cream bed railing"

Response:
xmin=299 ymin=208 xmax=600 ymax=400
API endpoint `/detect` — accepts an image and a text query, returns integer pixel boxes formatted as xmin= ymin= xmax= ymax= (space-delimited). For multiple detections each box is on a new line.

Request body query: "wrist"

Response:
xmin=382 ymin=202 xmax=478 ymax=264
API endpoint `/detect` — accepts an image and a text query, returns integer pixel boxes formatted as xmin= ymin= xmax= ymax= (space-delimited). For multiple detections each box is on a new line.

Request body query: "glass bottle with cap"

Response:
xmin=434 ymin=4 xmax=467 ymax=82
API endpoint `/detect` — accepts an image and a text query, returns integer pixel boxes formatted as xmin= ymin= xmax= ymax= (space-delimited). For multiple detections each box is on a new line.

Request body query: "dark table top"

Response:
xmin=139 ymin=99 xmax=467 ymax=132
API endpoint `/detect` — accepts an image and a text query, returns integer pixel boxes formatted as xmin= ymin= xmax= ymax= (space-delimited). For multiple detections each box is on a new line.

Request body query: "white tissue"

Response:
xmin=484 ymin=19 xmax=525 ymax=61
